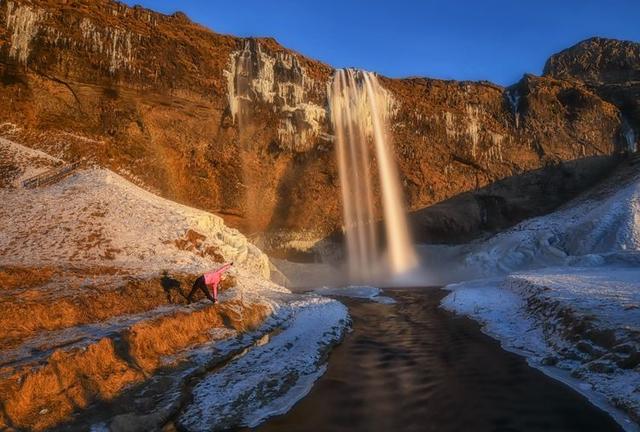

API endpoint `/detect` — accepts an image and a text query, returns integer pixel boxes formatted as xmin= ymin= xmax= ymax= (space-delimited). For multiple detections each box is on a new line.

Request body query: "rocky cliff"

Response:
xmin=544 ymin=37 xmax=639 ymax=153
xmin=0 ymin=0 xmax=635 ymax=255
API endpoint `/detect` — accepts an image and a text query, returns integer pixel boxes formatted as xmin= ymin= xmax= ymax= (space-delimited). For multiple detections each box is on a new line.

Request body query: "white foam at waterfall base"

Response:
xmin=315 ymin=285 xmax=396 ymax=304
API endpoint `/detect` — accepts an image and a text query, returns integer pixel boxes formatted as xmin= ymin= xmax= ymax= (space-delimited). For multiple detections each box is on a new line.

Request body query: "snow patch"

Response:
xmin=443 ymin=269 xmax=640 ymax=431
xmin=176 ymin=296 xmax=349 ymax=430
xmin=461 ymin=168 xmax=640 ymax=277
xmin=0 ymin=139 xmax=271 ymax=281
xmin=0 ymin=137 xmax=61 ymax=187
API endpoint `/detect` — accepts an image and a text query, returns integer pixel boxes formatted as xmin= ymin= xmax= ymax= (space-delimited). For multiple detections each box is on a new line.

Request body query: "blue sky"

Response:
xmin=122 ymin=0 xmax=640 ymax=85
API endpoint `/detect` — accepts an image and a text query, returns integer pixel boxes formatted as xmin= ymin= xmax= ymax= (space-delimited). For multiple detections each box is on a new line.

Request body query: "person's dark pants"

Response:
xmin=187 ymin=275 xmax=216 ymax=303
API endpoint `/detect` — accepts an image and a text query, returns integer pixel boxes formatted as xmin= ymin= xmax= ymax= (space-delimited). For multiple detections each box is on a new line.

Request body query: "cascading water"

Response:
xmin=329 ymin=69 xmax=418 ymax=281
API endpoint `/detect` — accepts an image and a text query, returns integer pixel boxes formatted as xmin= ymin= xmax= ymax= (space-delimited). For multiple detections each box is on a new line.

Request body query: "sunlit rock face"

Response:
xmin=0 ymin=0 xmax=633 ymax=254
xmin=225 ymin=39 xmax=328 ymax=152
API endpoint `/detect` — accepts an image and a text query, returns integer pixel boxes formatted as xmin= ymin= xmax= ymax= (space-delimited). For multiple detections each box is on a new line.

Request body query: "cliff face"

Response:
xmin=0 ymin=0 xmax=634 ymax=253
xmin=544 ymin=37 xmax=640 ymax=153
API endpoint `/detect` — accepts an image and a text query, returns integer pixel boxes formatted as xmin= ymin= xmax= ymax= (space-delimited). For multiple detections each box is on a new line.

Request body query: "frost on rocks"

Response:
xmin=441 ymin=106 xmax=504 ymax=162
xmin=5 ymin=1 xmax=44 ymax=64
xmin=486 ymin=132 xmax=505 ymax=162
xmin=622 ymin=118 xmax=637 ymax=153
xmin=224 ymin=39 xmax=326 ymax=151
xmin=176 ymin=296 xmax=349 ymax=431
xmin=30 ymin=13 xmax=140 ymax=75
xmin=443 ymin=111 xmax=456 ymax=139
xmin=466 ymin=105 xmax=481 ymax=158
xmin=79 ymin=18 xmax=136 ymax=73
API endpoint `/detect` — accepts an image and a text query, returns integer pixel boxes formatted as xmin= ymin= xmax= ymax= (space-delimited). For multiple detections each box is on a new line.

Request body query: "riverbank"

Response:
xmin=443 ymin=268 xmax=640 ymax=431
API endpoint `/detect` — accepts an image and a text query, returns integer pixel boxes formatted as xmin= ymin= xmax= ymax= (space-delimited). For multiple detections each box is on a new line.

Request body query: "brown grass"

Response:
xmin=172 ymin=229 xmax=225 ymax=261
xmin=0 ymin=337 xmax=144 ymax=431
xmin=125 ymin=300 xmax=269 ymax=371
xmin=0 ymin=264 xmax=258 ymax=430
xmin=0 ymin=266 xmax=56 ymax=290
xmin=0 ymin=268 xmax=238 ymax=349
xmin=0 ymin=300 xmax=271 ymax=431
xmin=0 ymin=271 xmax=194 ymax=349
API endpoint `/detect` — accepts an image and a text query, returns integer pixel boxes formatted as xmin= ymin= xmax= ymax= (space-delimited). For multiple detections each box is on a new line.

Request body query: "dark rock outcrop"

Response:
xmin=0 ymin=1 xmax=634 ymax=254
xmin=544 ymin=37 xmax=640 ymax=152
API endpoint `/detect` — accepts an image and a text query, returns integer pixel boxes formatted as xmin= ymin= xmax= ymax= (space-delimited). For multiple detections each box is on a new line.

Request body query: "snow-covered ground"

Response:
xmin=440 ymin=160 xmax=640 ymax=430
xmin=177 ymin=295 xmax=349 ymax=431
xmin=0 ymin=138 xmax=271 ymax=283
xmin=0 ymin=136 xmax=63 ymax=187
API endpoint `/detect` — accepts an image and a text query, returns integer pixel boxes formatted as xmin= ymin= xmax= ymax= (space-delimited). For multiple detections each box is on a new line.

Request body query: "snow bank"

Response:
xmin=461 ymin=168 xmax=640 ymax=277
xmin=0 ymin=138 xmax=273 ymax=284
xmin=176 ymin=295 xmax=349 ymax=431
xmin=416 ymin=162 xmax=640 ymax=286
xmin=443 ymin=268 xmax=640 ymax=430
xmin=0 ymin=136 xmax=61 ymax=187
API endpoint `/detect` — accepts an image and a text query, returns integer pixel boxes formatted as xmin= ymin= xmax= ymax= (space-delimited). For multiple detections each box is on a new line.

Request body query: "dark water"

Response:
xmin=256 ymin=288 xmax=622 ymax=432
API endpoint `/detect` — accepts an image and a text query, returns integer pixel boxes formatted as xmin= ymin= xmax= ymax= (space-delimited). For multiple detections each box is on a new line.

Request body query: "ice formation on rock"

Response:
xmin=622 ymin=119 xmax=637 ymax=152
xmin=5 ymin=1 xmax=44 ymax=64
xmin=506 ymin=88 xmax=521 ymax=128
xmin=225 ymin=39 xmax=326 ymax=151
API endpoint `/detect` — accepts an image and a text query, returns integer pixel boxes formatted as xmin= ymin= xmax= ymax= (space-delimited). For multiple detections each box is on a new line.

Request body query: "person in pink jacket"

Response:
xmin=187 ymin=262 xmax=233 ymax=304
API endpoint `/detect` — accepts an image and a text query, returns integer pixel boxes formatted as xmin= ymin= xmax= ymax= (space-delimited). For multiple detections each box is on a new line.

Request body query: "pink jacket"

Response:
xmin=203 ymin=263 xmax=232 ymax=286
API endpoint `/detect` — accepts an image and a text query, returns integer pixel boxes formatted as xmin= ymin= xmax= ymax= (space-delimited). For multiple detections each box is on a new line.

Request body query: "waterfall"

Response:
xmin=329 ymin=69 xmax=418 ymax=281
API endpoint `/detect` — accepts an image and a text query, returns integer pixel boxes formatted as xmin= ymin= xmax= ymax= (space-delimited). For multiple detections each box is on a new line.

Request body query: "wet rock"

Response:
xmin=616 ymin=351 xmax=640 ymax=370
xmin=613 ymin=342 xmax=637 ymax=355
xmin=585 ymin=360 xmax=616 ymax=374
xmin=110 ymin=410 xmax=170 ymax=432
xmin=584 ymin=328 xmax=618 ymax=349
xmin=576 ymin=340 xmax=605 ymax=358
